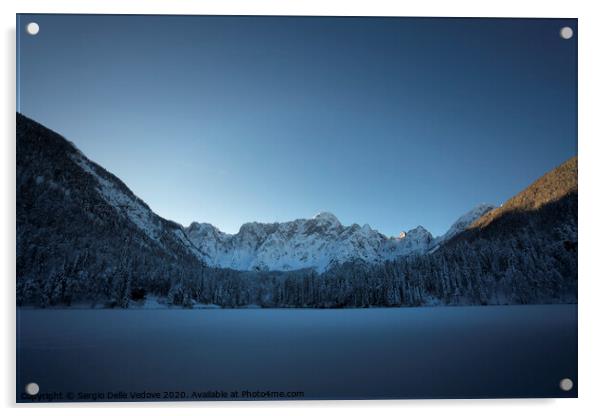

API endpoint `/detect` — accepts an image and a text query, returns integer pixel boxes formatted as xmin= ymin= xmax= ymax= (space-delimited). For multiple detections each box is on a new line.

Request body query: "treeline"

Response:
xmin=16 ymin=113 xmax=577 ymax=308
xmin=16 ymin=113 xmax=205 ymax=308
xmin=17 ymin=193 xmax=577 ymax=308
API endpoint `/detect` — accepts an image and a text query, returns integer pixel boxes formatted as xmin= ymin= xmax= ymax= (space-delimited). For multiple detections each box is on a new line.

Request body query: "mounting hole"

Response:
xmin=560 ymin=26 xmax=573 ymax=40
xmin=26 ymin=22 xmax=40 ymax=36
xmin=25 ymin=382 xmax=39 ymax=395
xmin=559 ymin=378 xmax=574 ymax=391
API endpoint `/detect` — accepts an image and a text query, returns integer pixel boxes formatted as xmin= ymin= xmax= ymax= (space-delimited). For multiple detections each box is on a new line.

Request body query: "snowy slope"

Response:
xmin=186 ymin=203 xmax=497 ymax=273
xmin=72 ymin=154 xmax=165 ymax=242
xmin=186 ymin=207 xmax=498 ymax=273
xmin=439 ymin=203 xmax=497 ymax=241
xmin=17 ymin=113 xmax=210 ymax=308
xmin=186 ymin=212 xmax=392 ymax=272
xmin=70 ymin=152 xmax=203 ymax=260
xmin=16 ymin=114 xmax=203 ymax=266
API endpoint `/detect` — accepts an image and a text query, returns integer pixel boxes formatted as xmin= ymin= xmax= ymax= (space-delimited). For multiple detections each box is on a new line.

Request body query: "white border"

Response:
xmin=2 ymin=1 xmax=601 ymax=415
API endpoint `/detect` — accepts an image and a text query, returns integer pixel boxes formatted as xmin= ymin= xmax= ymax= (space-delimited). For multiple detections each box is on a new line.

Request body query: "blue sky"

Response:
xmin=17 ymin=15 xmax=577 ymax=236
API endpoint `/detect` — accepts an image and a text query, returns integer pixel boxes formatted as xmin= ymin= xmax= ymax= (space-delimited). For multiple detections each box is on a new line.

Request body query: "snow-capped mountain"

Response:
xmin=185 ymin=205 xmax=492 ymax=273
xmin=185 ymin=212 xmax=399 ymax=272
xmin=439 ymin=203 xmax=497 ymax=241
xmin=16 ymin=112 xmax=497 ymax=280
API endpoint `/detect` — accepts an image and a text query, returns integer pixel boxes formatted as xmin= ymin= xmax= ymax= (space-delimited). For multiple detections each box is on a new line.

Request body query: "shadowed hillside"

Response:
xmin=16 ymin=113 xmax=206 ymax=307
xmin=472 ymin=157 xmax=577 ymax=229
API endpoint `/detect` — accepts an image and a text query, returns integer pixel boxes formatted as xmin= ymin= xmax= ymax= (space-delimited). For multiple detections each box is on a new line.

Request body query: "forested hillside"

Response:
xmin=16 ymin=114 xmax=577 ymax=308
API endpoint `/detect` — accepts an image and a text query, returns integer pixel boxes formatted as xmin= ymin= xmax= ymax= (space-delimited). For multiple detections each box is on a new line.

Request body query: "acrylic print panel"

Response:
xmin=16 ymin=14 xmax=577 ymax=402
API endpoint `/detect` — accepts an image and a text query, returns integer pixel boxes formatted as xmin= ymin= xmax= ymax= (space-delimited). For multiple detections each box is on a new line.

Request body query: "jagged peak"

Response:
xmin=405 ymin=226 xmax=434 ymax=241
xmin=313 ymin=211 xmax=341 ymax=225
xmin=408 ymin=225 xmax=429 ymax=234
xmin=188 ymin=221 xmax=219 ymax=230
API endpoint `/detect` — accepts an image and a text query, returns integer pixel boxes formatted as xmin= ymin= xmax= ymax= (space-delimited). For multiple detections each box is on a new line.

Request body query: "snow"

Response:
xmin=187 ymin=214 xmax=426 ymax=273
xmin=313 ymin=211 xmax=341 ymax=226
xmin=439 ymin=203 xmax=497 ymax=242
xmin=72 ymin=154 xmax=164 ymax=243
xmin=72 ymin=151 xmax=495 ymax=274
xmin=185 ymin=204 xmax=496 ymax=274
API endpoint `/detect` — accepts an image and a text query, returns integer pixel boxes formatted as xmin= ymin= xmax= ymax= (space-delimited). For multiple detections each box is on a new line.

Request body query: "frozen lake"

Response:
xmin=16 ymin=305 xmax=577 ymax=401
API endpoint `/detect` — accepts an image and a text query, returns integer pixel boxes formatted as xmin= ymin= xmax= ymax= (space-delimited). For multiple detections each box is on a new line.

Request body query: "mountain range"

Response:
xmin=16 ymin=113 xmax=496 ymax=275
xmin=185 ymin=204 xmax=496 ymax=273
xmin=16 ymin=113 xmax=577 ymax=307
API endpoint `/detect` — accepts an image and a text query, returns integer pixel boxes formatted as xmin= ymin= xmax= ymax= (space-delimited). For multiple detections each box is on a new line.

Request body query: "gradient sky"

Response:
xmin=17 ymin=15 xmax=577 ymax=237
